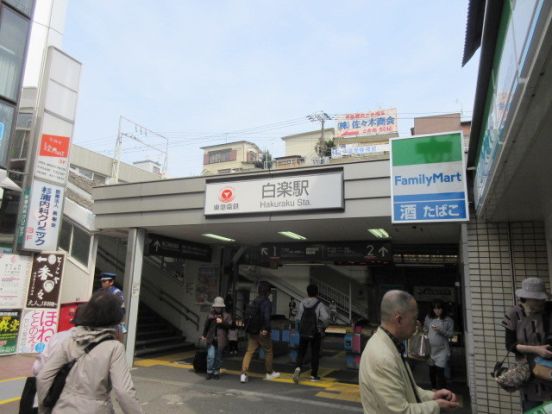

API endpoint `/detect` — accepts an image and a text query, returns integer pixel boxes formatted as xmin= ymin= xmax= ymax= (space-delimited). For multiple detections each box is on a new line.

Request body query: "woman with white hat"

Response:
xmin=201 ymin=296 xmax=232 ymax=379
xmin=501 ymin=277 xmax=552 ymax=411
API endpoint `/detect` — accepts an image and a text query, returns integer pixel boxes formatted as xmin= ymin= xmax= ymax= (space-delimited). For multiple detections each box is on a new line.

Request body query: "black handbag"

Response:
xmin=18 ymin=376 xmax=36 ymax=414
xmin=43 ymin=336 xmax=114 ymax=408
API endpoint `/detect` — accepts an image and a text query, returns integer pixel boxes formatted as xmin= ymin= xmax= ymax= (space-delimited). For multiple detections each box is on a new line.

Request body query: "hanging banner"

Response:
xmin=0 ymin=254 xmax=32 ymax=308
xmin=22 ymin=180 xmax=64 ymax=251
xmin=17 ymin=308 xmax=58 ymax=353
xmin=390 ymin=132 xmax=469 ymax=223
xmin=0 ymin=310 xmax=21 ymax=355
xmin=26 ymin=253 xmax=64 ymax=309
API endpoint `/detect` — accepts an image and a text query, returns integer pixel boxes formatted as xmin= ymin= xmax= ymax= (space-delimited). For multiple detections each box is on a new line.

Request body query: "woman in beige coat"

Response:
xmin=36 ymin=290 xmax=143 ymax=413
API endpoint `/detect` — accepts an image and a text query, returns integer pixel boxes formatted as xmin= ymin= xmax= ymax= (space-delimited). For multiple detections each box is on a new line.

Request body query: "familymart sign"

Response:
xmin=390 ymin=132 xmax=469 ymax=223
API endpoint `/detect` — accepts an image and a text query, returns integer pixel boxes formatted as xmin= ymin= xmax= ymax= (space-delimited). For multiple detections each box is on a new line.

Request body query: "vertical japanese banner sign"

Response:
xmin=17 ymin=253 xmax=64 ymax=353
xmin=22 ymin=180 xmax=64 ymax=251
xmin=0 ymin=310 xmax=21 ymax=355
xmin=26 ymin=253 xmax=64 ymax=309
xmin=0 ymin=254 xmax=32 ymax=308
xmin=18 ymin=308 xmax=58 ymax=353
xmin=390 ymin=132 xmax=469 ymax=223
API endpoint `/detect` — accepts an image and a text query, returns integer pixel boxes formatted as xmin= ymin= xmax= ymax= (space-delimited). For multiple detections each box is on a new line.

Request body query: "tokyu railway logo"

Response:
xmin=218 ymin=187 xmax=235 ymax=203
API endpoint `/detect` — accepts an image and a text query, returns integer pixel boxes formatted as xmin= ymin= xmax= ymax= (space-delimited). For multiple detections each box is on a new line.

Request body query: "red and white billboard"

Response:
xmin=34 ymin=134 xmax=71 ymax=185
xmin=335 ymin=108 xmax=398 ymax=138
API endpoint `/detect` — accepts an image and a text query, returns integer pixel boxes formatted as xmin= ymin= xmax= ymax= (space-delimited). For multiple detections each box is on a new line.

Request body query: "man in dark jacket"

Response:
xmin=240 ymin=281 xmax=280 ymax=383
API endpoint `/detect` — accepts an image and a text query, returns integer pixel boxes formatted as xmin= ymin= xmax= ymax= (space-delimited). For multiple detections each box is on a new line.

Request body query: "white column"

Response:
xmin=123 ymin=228 xmax=145 ymax=366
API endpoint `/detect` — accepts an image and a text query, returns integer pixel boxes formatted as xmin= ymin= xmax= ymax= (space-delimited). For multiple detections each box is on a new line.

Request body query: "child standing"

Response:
xmin=228 ymin=322 xmax=239 ymax=355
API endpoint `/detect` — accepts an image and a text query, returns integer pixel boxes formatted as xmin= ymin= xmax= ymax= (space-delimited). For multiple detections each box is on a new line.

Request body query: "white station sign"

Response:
xmin=205 ymin=171 xmax=344 ymax=215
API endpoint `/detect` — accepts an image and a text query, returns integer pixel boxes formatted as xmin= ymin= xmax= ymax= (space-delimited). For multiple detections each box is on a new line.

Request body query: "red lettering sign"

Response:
xmin=39 ymin=135 xmax=70 ymax=158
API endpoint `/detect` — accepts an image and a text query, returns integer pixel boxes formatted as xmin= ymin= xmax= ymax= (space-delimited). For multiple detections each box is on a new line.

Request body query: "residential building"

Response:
xmin=201 ymin=140 xmax=262 ymax=175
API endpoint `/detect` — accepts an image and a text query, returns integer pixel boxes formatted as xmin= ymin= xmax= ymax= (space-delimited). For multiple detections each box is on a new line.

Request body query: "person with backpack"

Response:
xmin=240 ymin=281 xmax=280 ymax=383
xmin=292 ymin=284 xmax=330 ymax=383
xmin=36 ymin=290 xmax=143 ymax=413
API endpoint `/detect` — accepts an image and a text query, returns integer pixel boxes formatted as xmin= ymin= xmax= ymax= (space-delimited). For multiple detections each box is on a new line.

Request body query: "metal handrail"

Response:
xmin=311 ymin=277 xmax=368 ymax=320
xmin=142 ymin=278 xmax=200 ymax=329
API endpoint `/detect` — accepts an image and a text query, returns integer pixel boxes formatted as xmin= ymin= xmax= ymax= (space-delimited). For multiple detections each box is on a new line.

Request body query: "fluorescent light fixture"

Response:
xmin=368 ymin=228 xmax=390 ymax=239
xmin=278 ymin=231 xmax=307 ymax=240
xmin=202 ymin=233 xmax=235 ymax=242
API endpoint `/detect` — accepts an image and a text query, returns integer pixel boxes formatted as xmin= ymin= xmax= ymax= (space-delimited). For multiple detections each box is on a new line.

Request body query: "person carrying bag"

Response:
xmin=501 ymin=277 xmax=552 ymax=412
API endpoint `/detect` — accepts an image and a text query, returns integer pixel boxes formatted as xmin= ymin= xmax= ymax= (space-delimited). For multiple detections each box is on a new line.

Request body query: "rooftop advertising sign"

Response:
xmin=331 ymin=143 xmax=389 ymax=158
xmin=390 ymin=132 xmax=469 ymax=223
xmin=335 ymin=108 xmax=397 ymax=138
xmin=204 ymin=170 xmax=343 ymax=216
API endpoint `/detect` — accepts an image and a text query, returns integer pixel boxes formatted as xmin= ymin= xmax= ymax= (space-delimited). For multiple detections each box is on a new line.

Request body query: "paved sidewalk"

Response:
xmin=0 ymin=350 xmax=473 ymax=413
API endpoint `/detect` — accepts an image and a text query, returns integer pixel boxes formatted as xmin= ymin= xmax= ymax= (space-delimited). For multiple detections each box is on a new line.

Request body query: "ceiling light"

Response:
xmin=278 ymin=231 xmax=307 ymax=240
xmin=368 ymin=228 xmax=390 ymax=239
xmin=202 ymin=233 xmax=235 ymax=242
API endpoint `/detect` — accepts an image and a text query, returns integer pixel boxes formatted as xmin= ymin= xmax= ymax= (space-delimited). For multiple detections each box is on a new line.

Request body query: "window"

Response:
xmin=3 ymin=0 xmax=34 ymax=17
xmin=208 ymin=149 xmax=235 ymax=164
xmin=0 ymin=5 xmax=30 ymax=101
xmin=57 ymin=219 xmax=91 ymax=267
xmin=0 ymin=100 xmax=14 ymax=167
xmin=247 ymin=151 xmax=258 ymax=163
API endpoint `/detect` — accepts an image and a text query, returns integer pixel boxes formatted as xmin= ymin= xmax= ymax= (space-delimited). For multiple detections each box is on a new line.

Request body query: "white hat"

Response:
xmin=516 ymin=277 xmax=549 ymax=300
xmin=212 ymin=296 xmax=225 ymax=308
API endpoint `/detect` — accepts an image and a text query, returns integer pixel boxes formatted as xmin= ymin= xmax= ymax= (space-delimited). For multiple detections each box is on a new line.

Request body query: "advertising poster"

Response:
xmin=26 ymin=253 xmax=64 ymax=309
xmin=0 ymin=254 xmax=32 ymax=308
xmin=195 ymin=266 xmax=218 ymax=305
xmin=17 ymin=308 xmax=58 ymax=353
xmin=34 ymin=134 xmax=71 ymax=185
xmin=22 ymin=180 xmax=64 ymax=251
xmin=0 ymin=310 xmax=21 ymax=355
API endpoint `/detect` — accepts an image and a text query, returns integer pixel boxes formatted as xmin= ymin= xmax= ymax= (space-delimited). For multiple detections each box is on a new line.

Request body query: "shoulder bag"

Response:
xmin=43 ymin=336 xmax=114 ymax=408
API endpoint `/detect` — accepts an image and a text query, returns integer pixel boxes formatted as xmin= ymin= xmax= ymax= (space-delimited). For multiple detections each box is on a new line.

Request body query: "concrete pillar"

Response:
xmin=123 ymin=228 xmax=146 ymax=366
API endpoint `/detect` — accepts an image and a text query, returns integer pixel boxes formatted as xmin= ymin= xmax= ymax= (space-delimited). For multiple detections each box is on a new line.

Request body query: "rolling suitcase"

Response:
xmin=193 ymin=350 xmax=208 ymax=373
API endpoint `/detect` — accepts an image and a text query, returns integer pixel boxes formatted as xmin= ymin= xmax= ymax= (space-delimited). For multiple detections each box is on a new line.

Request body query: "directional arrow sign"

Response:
xmin=146 ymin=234 xmax=212 ymax=262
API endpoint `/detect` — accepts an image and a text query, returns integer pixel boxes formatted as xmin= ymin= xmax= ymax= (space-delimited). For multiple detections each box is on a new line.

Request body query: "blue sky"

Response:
xmin=63 ymin=1 xmax=479 ymax=178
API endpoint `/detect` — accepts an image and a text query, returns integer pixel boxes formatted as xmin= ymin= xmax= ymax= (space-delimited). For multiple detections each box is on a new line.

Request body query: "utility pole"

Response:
xmin=307 ymin=111 xmax=332 ymax=160
xmin=110 ymin=116 xmax=169 ymax=183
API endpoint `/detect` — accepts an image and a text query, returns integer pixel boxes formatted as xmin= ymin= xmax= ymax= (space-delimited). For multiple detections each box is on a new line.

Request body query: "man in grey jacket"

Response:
xmin=292 ymin=284 xmax=330 ymax=383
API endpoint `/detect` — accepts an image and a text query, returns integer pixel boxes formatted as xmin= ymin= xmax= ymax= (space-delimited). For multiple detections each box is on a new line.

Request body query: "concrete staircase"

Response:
xmin=135 ymin=303 xmax=195 ymax=357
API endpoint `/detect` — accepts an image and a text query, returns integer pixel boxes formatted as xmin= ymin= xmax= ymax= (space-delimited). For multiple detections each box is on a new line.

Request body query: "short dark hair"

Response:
xmin=307 ymin=284 xmax=319 ymax=297
xmin=78 ymin=290 xmax=124 ymax=327
xmin=258 ymin=281 xmax=271 ymax=297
